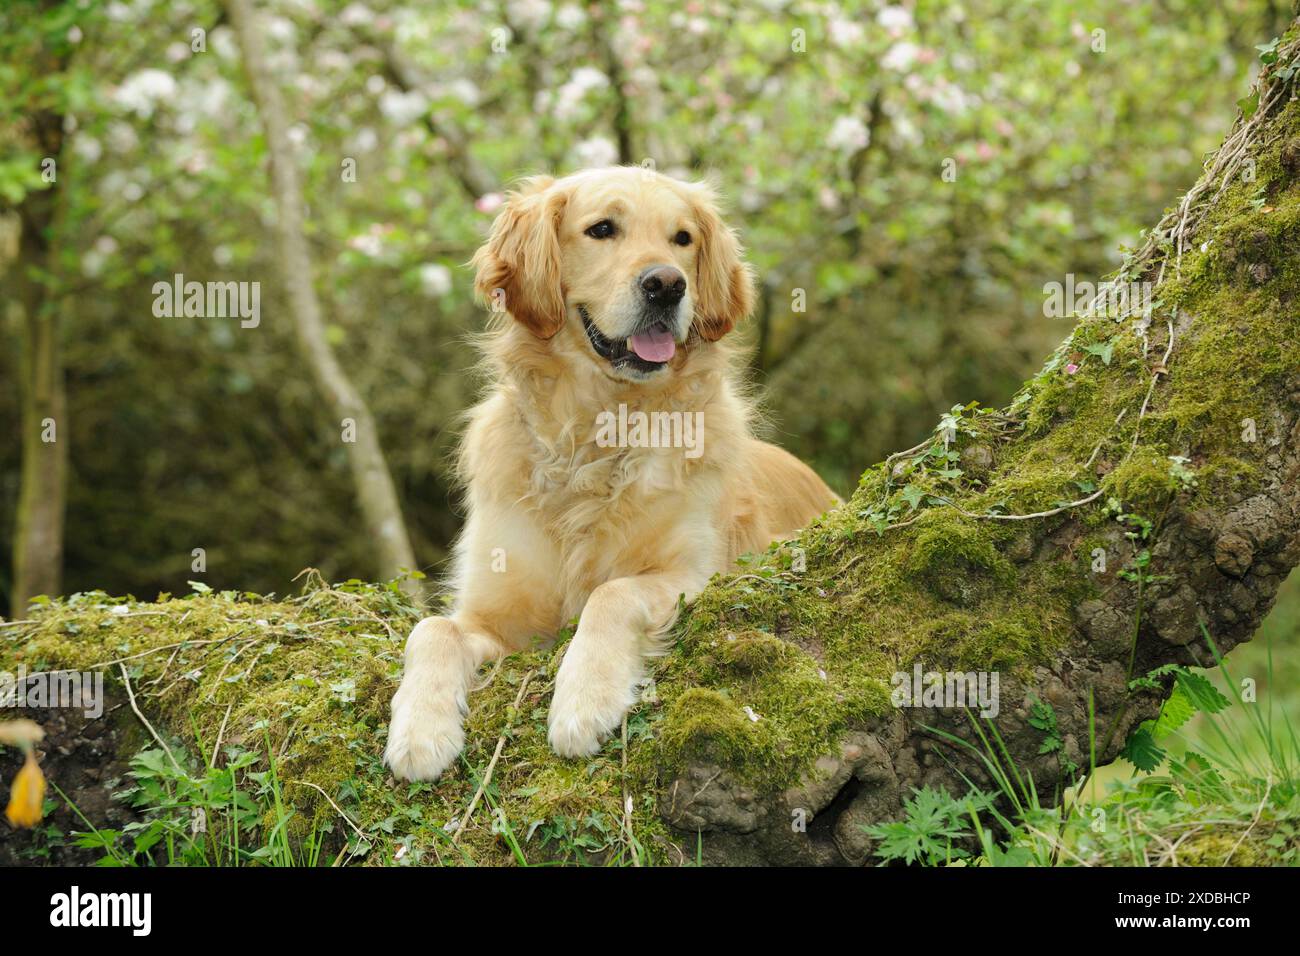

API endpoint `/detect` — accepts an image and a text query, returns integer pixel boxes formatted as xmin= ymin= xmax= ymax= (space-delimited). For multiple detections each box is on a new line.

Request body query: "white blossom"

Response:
xmin=72 ymin=135 xmax=103 ymax=164
xmin=354 ymin=127 xmax=378 ymax=152
xmin=877 ymin=5 xmax=914 ymax=34
xmin=419 ymin=264 xmax=454 ymax=298
xmin=379 ymin=89 xmax=429 ymax=125
xmin=828 ymin=17 xmax=864 ymax=48
xmin=827 ymin=115 xmax=869 ymax=152
xmin=572 ymin=136 xmax=618 ymax=169
xmin=348 ymin=232 xmax=383 ymax=257
xmin=106 ymin=121 xmax=139 ymax=153
xmin=114 ymin=69 xmax=177 ymax=118
xmin=552 ymin=67 xmax=608 ymax=120
xmin=446 ymin=79 xmax=481 ymax=107
xmin=210 ymin=26 xmax=238 ymax=60
xmin=881 ymin=41 xmax=920 ymax=72
xmin=507 ymin=0 xmax=552 ymax=32
xmin=555 ymin=4 xmax=585 ymax=30
xmin=339 ymin=3 xmax=375 ymax=27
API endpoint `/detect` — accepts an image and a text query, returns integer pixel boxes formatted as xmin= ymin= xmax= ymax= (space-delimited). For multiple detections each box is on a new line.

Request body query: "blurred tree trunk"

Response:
xmin=7 ymin=87 xmax=67 ymax=616
xmin=224 ymin=0 xmax=420 ymax=597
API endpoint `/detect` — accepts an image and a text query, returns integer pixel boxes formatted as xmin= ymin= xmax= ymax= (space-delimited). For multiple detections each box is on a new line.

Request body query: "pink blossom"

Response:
xmin=476 ymin=192 xmax=504 ymax=214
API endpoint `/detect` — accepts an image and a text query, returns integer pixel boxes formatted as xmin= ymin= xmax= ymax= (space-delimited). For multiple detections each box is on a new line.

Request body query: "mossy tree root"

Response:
xmin=653 ymin=21 xmax=1300 ymax=865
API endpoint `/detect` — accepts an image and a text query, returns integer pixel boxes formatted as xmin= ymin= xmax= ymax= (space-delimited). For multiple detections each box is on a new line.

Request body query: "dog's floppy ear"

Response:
xmin=689 ymin=182 xmax=754 ymax=342
xmin=472 ymin=176 xmax=567 ymax=339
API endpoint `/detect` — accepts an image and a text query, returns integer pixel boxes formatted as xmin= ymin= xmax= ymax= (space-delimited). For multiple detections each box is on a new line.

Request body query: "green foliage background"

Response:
xmin=0 ymin=0 xmax=1295 ymax=613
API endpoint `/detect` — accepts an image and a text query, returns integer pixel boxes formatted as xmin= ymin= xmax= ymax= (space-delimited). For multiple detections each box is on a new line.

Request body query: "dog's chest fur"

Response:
xmin=525 ymin=397 xmax=708 ymax=530
xmin=498 ymin=374 xmax=740 ymax=596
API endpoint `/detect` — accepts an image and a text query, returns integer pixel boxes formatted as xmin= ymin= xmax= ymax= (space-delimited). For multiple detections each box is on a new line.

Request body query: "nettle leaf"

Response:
xmin=1152 ymin=683 xmax=1196 ymax=737
xmin=1120 ymin=723 xmax=1166 ymax=773
xmin=1174 ymin=671 xmax=1230 ymax=716
xmin=1130 ymin=662 xmax=1183 ymax=691
xmin=1170 ymin=751 xmax=1229 ymax=801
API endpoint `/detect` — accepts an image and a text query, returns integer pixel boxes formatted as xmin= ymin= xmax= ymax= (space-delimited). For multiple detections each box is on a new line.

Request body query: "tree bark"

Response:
xmin=224 ymin=0 xmax=420 ymax=596
xmin=7 ymin=82 xmax=68 ymax=616
xmin=655 ymin=23 xmax=1300 ymax=865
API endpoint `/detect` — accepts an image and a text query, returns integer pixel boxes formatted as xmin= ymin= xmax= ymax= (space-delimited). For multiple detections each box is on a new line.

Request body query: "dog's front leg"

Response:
xmin=385 ymin=616 xmax=503 ymax=782
xmin=548 ymin=572 xmax=702 ymax=758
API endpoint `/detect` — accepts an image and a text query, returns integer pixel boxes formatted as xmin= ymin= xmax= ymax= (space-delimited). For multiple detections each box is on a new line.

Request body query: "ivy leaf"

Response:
xmin=1082 ymin=341 xmax=1114 ymax=365
xmin=900 ymin=484 xmax=926 ymax=512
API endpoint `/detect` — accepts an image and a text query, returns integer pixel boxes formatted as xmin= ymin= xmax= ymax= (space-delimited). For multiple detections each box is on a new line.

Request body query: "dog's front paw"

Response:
xmin=547 ymin=664 xmax=635 ymax=759
xmin=385 ymin=683 xmax=465 ymax=782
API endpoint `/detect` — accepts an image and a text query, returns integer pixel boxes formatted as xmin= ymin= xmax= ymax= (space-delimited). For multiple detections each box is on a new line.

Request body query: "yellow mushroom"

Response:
xmin=5 ymin=749 xmax=47 ymax=828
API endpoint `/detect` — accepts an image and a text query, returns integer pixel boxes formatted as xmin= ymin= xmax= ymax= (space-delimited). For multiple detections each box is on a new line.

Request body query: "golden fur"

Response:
xmin=386 ymin=166 xmax=837 ymax=780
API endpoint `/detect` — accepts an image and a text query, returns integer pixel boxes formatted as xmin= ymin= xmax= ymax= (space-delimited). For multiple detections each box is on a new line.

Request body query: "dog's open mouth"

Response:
xmin=579 ymin=305 xmax=676 ymax=372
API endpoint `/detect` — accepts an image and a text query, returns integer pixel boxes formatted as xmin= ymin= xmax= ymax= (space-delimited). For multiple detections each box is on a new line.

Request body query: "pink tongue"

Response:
xmin=628 ymin=326 xmax=676 ymax=362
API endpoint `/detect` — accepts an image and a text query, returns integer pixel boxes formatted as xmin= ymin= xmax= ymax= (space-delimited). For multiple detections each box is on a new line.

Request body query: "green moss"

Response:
xmin=1175 ymin=827 xmax=1297 ymax=866
xmin=711 ymin=629 xmax=788 ymax=674
xmin=654 ymin=687 xmax=757 ymax=769
xmin=4 ymin=585 xmax=672 ymax=866
xmin=1103 ymin=448 xmax=1178 ymax=512
xmin=904 ymin=513 xmax=1014 ymax=604
xmin=914 ymin=605 xmax=1064 ymax=671
xmin=647 ymin=582 xmax=890 ymax=788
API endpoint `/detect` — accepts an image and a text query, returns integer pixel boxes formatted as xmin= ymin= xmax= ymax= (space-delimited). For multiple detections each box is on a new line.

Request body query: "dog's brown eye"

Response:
xmin=673 ymin=230 xmax=692 ymax=246
xmin=585 ymin=219 xmax=616 ymax=239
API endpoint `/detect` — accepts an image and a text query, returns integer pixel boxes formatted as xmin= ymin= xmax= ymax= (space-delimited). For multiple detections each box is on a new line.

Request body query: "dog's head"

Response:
xmin=472 ymin=166 xmax=753 ymax=381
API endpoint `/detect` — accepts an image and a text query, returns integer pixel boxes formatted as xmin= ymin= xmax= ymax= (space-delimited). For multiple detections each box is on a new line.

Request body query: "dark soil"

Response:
xmin=0 ymin=686 xmax=142 ymax=865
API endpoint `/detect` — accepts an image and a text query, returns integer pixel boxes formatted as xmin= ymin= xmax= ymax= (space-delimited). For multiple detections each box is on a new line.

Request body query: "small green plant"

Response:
xmin=875 ymin=621 xmax=1300 ymax=868
xmin=1166 ymin=455 xmax=1198 ymax=490
xmin=863 ymin=786 xmax=989 ymax=866
xmin=61 ymin=735 xmax=347 ymax=867
xmin=1121 ymin=664 xmax=1231 ymax=772
xmin=1028 ymin=695 xmax=1079 ymax=777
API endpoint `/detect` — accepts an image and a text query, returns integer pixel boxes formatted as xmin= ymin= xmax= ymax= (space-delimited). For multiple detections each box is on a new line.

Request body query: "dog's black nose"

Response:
xmin=639 ymin=265 xmax=686 ymax=306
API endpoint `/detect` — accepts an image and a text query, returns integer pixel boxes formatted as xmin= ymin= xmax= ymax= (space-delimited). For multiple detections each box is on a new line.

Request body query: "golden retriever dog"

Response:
xmin=385 ymin=166 xmax=837 ymax=781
